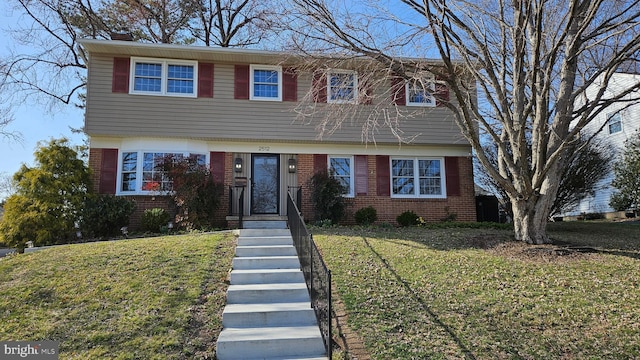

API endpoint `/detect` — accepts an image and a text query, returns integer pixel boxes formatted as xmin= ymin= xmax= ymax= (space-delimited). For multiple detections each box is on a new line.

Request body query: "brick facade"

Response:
xmin=88 ymin=148 xmax=102 ymax=194
xmin=90 ymin=148 xmax=475 ymax=229
xmin=297 ymin=154 xmax=476 ymax=225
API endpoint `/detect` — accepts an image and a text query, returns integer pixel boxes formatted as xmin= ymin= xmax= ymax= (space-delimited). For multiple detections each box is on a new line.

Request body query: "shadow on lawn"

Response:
xmin=361 ymin=236 xmax=477 ymax=360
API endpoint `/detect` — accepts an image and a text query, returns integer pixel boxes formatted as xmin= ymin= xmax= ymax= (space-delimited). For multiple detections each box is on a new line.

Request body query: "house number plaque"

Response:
xmin=258 ymin=146 xmax=270 ymax=152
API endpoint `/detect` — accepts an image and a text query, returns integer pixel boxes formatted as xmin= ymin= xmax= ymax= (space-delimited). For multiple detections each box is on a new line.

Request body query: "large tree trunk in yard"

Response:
xmin=512 ymin=198 xmax=552 ymax=244
xmin=511 ymin=174 xmax=562 ymax=244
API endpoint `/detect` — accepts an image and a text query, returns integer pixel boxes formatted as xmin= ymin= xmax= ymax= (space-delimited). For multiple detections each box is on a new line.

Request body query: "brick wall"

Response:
xmin=297 ymin=154 xmax=476 ymax=225
xmin=88 ymin=148 xmax=102 ymax=193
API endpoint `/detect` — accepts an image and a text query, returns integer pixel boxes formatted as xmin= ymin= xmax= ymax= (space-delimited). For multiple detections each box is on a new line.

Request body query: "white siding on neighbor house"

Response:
xmin=84 ymin=53 xmax=468 ymax=146
xmin=568 ymin=73 xmax=640 ymax=215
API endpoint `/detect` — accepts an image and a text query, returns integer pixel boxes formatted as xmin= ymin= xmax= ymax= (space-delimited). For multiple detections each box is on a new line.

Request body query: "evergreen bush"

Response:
xmin=354 ymin=206 xmax=378 ymax=225
xmin=396 ymin=210 xmax=419 ymax=227
xmin=141 ymin=208 xmax=171 ymax=233
xmin=308 ymin=170 xmax=348 ymax=223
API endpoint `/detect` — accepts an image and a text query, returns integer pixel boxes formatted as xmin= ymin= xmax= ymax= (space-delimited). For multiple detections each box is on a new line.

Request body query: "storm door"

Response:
xmin=251 ymin=154 xmax=280 ymax=214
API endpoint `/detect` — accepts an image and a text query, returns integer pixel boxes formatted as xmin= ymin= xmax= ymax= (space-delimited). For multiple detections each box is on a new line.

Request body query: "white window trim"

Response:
xmin=327 ymin=69 xmax=358 ymax=104
xmin=129 ymin=57 xmax=198 ymax=98
xmin=249 ymin=64 xmax=283 ymax=101
xmin=607 ymin=112 xmax=623 ymax=135
xmin=328 ymin=155 xmax=355 ymax=198
xmin=405 ymin=76 xmax=436 ymax=107
xmin=117 ymin=150 xmax=207 ymax=195
xmin=390 ymin=157 xmax=447 ymax=199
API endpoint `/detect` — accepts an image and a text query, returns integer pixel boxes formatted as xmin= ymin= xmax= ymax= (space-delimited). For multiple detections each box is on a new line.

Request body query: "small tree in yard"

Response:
xmin=0 ymin=138 xmax=91 ymax=248
xmin=308 ymin=170 xmax=348 ymax=224
xmin=610 ymin=133 xmax=640 ymax=215
xmin=159 ymin=155 xmax=223 ymax=229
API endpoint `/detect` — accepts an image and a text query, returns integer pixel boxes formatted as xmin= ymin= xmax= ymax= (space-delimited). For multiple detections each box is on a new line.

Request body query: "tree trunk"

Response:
xmin=511 ymin=197 xmax=552 ymax=244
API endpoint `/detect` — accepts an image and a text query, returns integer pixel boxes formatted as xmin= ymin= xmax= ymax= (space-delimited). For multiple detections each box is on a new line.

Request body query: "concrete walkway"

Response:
xmin=216 ymin=226 xmax=327 ymax=360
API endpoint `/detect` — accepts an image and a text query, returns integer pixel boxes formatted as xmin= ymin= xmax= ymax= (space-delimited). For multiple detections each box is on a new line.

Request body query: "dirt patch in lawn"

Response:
xmin=488 ymin=241 xmax=602 ymax=263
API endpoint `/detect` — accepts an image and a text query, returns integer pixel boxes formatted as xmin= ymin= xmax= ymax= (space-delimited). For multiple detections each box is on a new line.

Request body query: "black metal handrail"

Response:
xmin=238 ymin=187 xmax=244 ymax=229
xmin=287 ymin=186 xmax=303 ymax=211
xmin=228 ymin=185 xmax=245 ymax=229
xmin=228 ymin=186 xmax=233 ymax=216
xmin=287 ymin=192 xmax=332 ymax=358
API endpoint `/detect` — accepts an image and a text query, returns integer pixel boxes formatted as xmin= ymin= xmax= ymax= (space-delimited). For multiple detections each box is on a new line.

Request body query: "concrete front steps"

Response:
xmin=216 ymin=227 xmax=327 ymax=360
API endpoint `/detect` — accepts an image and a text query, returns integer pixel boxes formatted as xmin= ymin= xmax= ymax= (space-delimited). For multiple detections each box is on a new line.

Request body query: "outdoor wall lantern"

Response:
xmin=288 ymin=158 xmax=297 ymax=173
xmin=235 ymin=157 xmax=243 ymax=173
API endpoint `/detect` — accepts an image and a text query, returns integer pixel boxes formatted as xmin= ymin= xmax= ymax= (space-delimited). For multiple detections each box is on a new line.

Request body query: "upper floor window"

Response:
xmin=131 ymin=57 xmax=197 ymax=97
xmin=607 ymin=112 xmax=622 ymax=134
xmin=328 ymin=70 xmax=357 ymax=103
xmin=120 ymin=151 xmax=206 ymax=193
xmin=250 ymin=65 xmax=282 ymax=101
xmin=391 ymin=157 xmax=445 ymax=198
xmin=329 ymin=156 xmax=354 ymax=197
xmin=406 ymin=77 xmax=436 ymax=107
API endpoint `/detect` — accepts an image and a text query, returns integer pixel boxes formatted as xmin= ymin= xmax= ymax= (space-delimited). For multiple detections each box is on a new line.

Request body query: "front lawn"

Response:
xmin=0 ymin=233 xmax=235 ymax=359
xmin=315 ymin=223 xmax=640 ymax=359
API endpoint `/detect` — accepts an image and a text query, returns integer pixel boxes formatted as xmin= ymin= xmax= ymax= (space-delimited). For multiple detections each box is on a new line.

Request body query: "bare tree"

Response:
xmin=0 ymin=107 xmax=22 ymax=142
xmin=475 ymin=137 xmax=613 ymax=218
xmin=100 ymin=0 xmax=200 ymax=44
xmin=0 ymin=171 xmax=17 ymax=202
xmin=190 ymin=0 xmax=278 ymax=47
xmin=286 ymin=0 xmax=640 ymax=243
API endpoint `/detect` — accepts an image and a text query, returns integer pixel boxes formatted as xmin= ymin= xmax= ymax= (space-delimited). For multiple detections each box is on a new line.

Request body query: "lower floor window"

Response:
xmin=120 ymin=151 xmax=206 ymax=193
xmin=329 ymin=156 xmax=354 ymax=197
xmin=391 ymin=158 xmax=444 ymax=198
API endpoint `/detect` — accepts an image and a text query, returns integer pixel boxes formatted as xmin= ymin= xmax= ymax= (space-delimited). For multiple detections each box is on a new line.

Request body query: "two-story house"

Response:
xmin=79 ymin=39 xmax=476 ymax=229
xmin=570 ymin=72 xmax=640 ymax=216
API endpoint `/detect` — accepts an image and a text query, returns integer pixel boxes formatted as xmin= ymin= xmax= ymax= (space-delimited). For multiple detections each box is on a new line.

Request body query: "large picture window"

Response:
xmin=120 ymin=151 xmax=206 ymax=193
xmin=131 ymin=57 xmax=197 ymax=97
xmin=329 ymin=156 xmax=354 ymax=197
xmin=328 ymin=70 xmax=357 ymax=103
xmin=391 ymin=158 xmax=445 ymax=198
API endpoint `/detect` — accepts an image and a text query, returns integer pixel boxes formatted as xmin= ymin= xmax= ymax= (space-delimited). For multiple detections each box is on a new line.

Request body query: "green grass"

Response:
xmin=315 ymin=223 xmax=640 ymax=359
xmin=2 ymin=222 xmax=639 ymax=359
xmin=0 ymin=232 xmax=235 ymax=359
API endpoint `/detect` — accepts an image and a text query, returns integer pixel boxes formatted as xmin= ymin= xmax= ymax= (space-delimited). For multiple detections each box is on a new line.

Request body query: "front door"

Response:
xmin=251 ymin=154 xmax=279 ymax=214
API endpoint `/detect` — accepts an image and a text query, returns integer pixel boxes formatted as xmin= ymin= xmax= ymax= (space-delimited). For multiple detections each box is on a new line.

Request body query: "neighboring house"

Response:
xmin=571 ymin=73 xmax=640 ymax=216
xmin=79 ymin=39 xmax=476 ymax=229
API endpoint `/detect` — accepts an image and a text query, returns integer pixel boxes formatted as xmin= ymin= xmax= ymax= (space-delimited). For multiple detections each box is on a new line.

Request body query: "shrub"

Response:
xmin=610 ymin=192 xmax=633 ymax=212
xmin=355 ymin=206 xmax=378 ymax=225
xmin=396 ymin=210 xmax=419 ymax=227
xmin=308 ymin=170 xmax=348 ymax=223
xmin=158 ymin=155 xmax=223 ymax=229
xmin=141 ymin=208 xmax=171 ymax=233
xmin=80 ymin=194 xmax=136 ymax=238
xmin=378 ymin=222 xmax=395 ymax=229
xmin=583 ymin=212 xmax=605 ymax=220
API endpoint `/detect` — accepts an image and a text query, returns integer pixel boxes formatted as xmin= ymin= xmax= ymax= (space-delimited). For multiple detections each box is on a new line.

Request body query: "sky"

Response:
xmin=0 ymin=5 xmax=86 ymax=196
